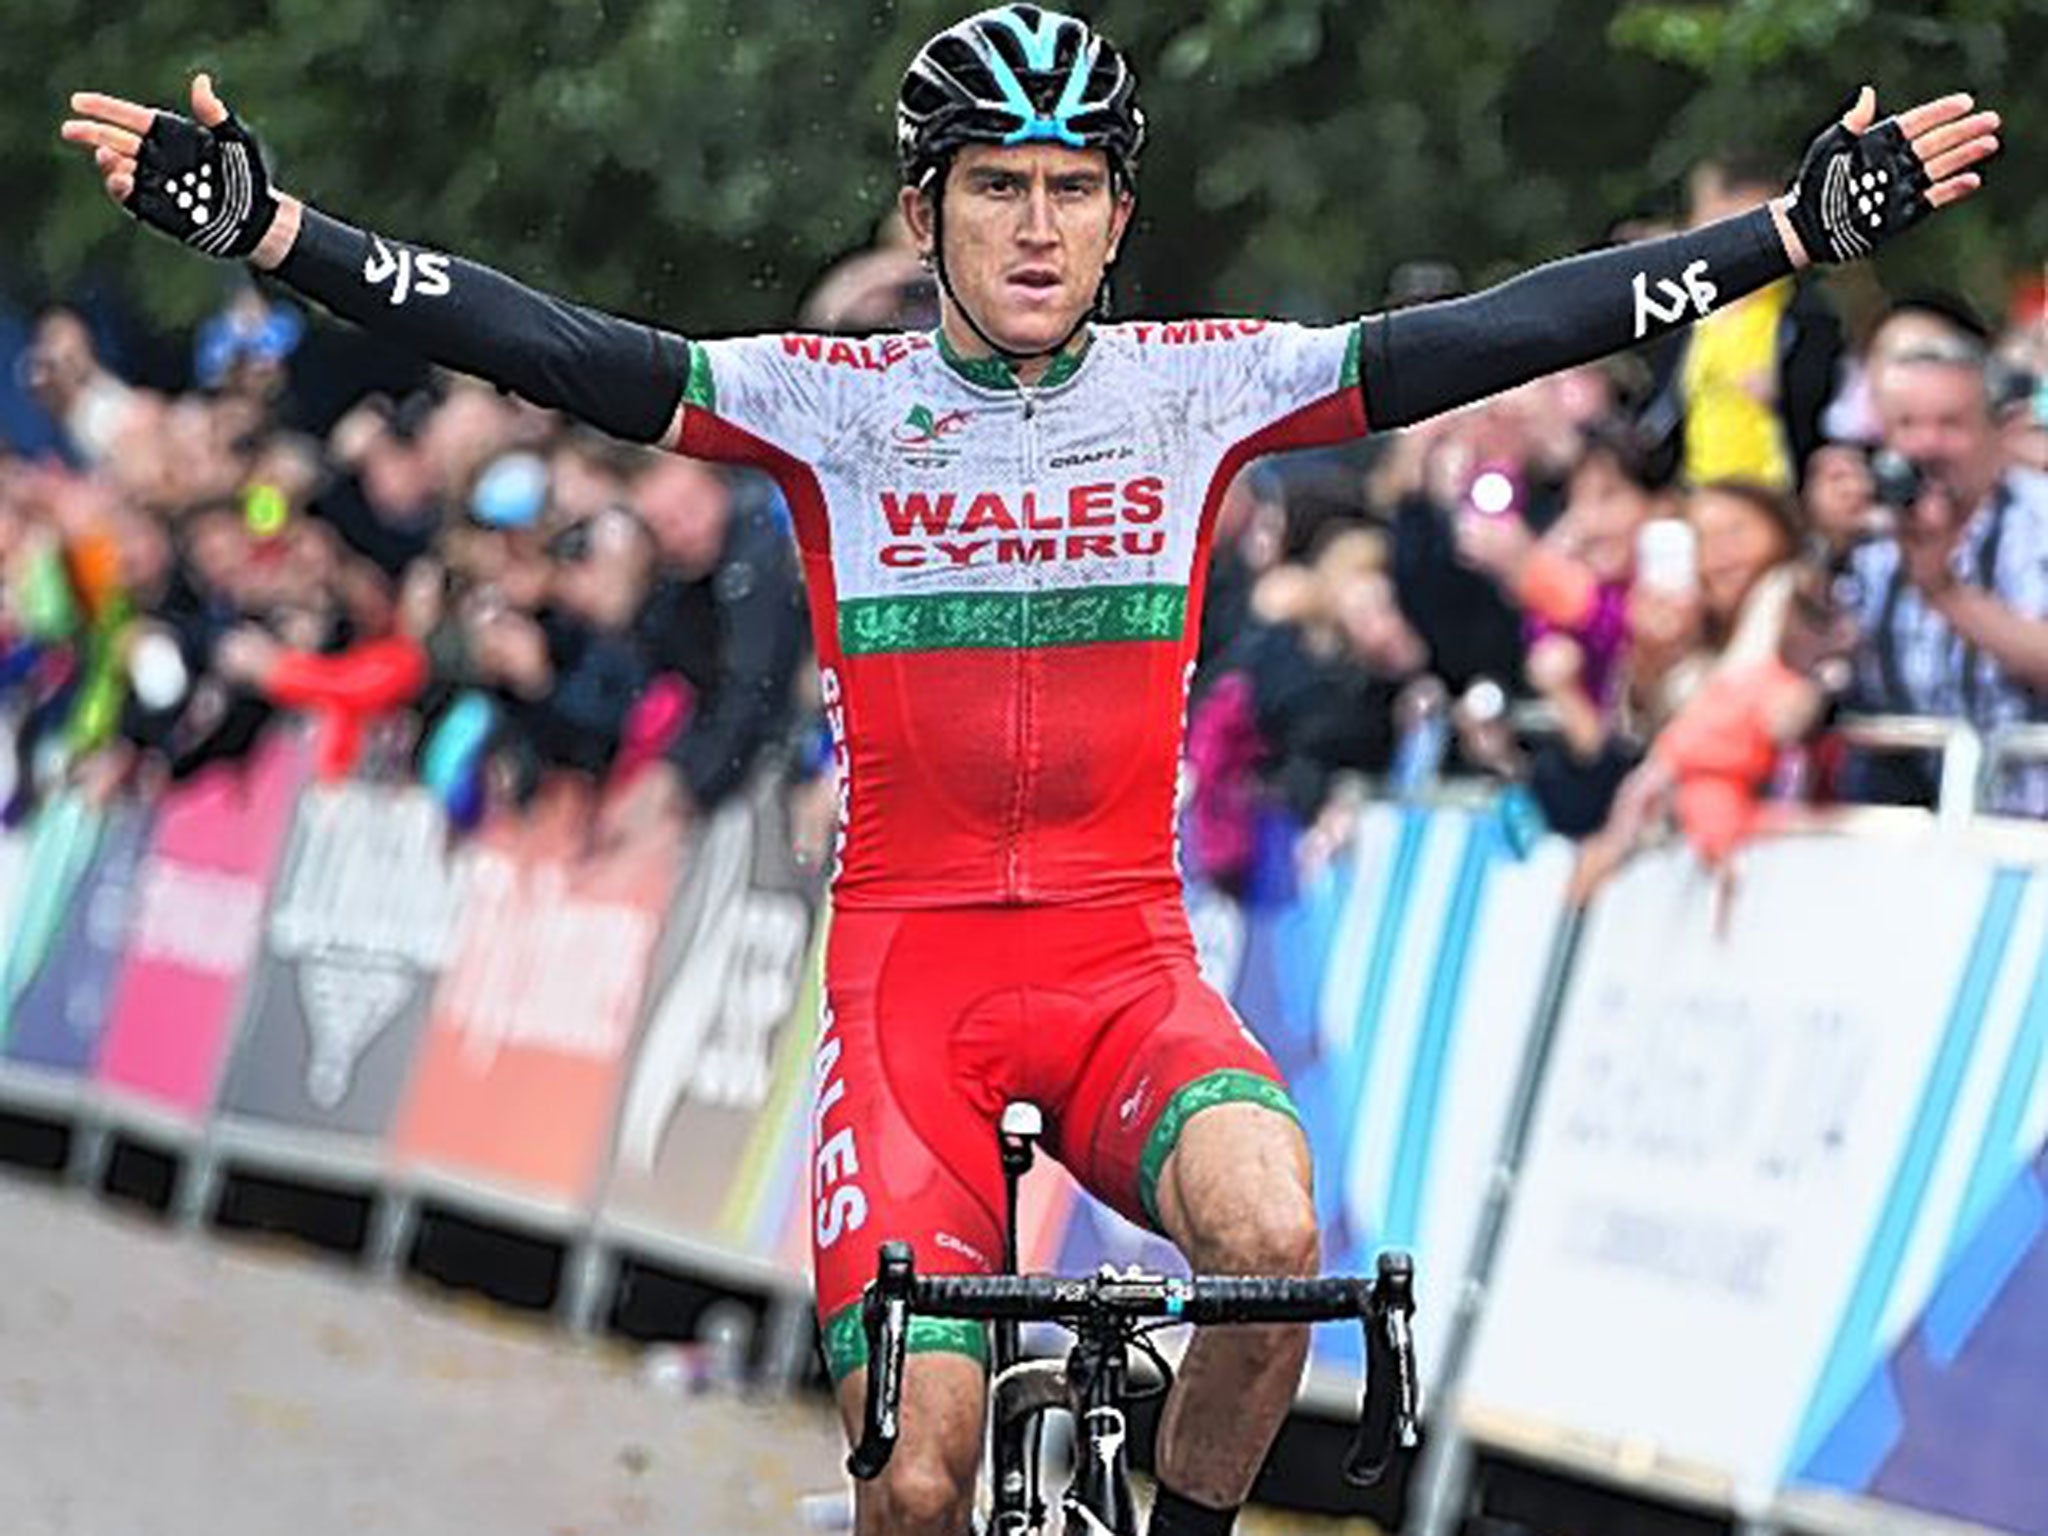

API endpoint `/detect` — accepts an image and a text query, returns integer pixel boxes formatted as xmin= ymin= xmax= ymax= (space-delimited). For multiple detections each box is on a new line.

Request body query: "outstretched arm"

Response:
xmin=62 ymin=74 xmax=689 ymax=446
xmin=1360 ymin=88 xmax=2000 ymax=432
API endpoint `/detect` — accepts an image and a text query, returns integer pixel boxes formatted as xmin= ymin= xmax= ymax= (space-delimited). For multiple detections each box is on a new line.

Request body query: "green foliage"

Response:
xmin=1606 ymin=0 xmax=2045 ymax=308
xmin=5 ymin=0 xmax=2040 ymax=338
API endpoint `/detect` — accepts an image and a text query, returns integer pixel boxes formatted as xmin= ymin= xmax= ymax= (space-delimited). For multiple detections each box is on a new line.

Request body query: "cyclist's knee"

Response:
xmin=841 ymin=1352 xmax=983 ymax=1536
xmin=863 ymin=1454 xmax=977 ymax=1535
xmin=1158 ymin=1103 xmax=1318 ymax=1275
xmin=1209 ymin=1186 xmax=1320 ymax=1277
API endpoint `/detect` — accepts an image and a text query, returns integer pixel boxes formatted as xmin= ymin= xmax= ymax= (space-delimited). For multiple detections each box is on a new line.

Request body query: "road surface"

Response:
xmin=0 ymin=1176 xmax=1372 ymax=1534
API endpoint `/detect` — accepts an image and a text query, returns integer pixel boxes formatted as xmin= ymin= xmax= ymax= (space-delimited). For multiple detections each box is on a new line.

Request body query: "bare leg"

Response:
xmin=1151 ymin=1101 xmax=1320 ymax=1508
xmin=835 ymin=1351 xmax=987 ymax=1536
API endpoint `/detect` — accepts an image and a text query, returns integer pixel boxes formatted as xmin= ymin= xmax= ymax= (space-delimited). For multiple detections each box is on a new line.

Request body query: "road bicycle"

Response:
xmin=847 ymin=1103 xmax=1421 ymax=1535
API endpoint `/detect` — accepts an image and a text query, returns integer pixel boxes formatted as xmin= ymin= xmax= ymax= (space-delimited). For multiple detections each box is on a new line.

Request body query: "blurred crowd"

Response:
xmin=1 ymin=163 xmax=2042 ymax=899
xmin=0 ymin=287 xmax=817 ymax=859
xmin=1180 ymin=154 xmax=2046 ymax=901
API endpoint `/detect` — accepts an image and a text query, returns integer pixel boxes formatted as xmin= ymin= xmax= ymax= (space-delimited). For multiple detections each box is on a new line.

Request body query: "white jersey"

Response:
xmin=672 ymin=319 xmax=1368 ymax=906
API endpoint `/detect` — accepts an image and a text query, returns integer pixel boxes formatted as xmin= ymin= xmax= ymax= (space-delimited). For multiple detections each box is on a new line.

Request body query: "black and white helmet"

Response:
xmin=897 ymin=5 xmax=1146 ymax=191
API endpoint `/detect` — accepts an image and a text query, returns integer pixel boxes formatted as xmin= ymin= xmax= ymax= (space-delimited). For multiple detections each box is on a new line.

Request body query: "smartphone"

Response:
xmin=1635 ymin=518 xmax=1698 ymax=595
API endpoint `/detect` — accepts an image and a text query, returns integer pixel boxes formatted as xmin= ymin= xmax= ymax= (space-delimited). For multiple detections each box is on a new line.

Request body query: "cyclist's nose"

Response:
xmin=1017 ymin=182 xmax=1058 ymax=246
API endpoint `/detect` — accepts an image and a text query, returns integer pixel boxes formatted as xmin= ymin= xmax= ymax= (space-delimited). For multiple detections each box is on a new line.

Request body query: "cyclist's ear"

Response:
xmin=1107 ymin=185 xmax=1136 ymax=261
xmin=898 ymin=182 xmax=937 ymax=261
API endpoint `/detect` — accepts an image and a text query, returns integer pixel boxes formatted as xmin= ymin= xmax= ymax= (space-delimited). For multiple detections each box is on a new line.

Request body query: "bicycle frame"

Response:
xmin=850 ymin=1105 xmax=1419 ymax=1535
xmin=986 ymin=1103 xmax=1148 ymax=1535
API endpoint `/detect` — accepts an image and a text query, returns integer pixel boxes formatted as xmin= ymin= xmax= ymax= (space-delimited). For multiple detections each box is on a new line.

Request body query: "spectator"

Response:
xmin=1617 ymin=477 xmax=1805 ymax=740
xmin=1458 ymin=417 xmax=1675 ymax=833
xmin=1823 ymin=291 xmax=1992 ymax=447
xmin=1842 ymin=336 xmax=2048 ymax=815
xmin=1643 ymin=152 xmax=1845 ymax=492
xmin=1802 ymin=439 xmax=1880 ymax=574
xmin=547 ymin=428 xmax=637 ymax=523
xmin=1192 ymin=463 xmax=1285 ymax=692
xmin=799 ymin=210 xmax=940 ymax=334
xmin=1992 ymin=345 xmax=2046 ymax=476
xmin=21 ymin=307 xmax=139 ymax=469
xmin=309 ymin=390 xmax=447 ymax=580
xmin=193 ymin=284 xmax=304 ymax=424
xmin=1184 ymin=534 xmax=1419 ymax=891
xmin=1572 ymin=557 xmax=1855 ymax=904
xmin=1383 ymin=401 xmax=1550 ymax=697
xmin=1570 ymin=479 xmax=1832 ymax=898
xmin=628 ymin=455 xmax=806 ymax=817
xmin=473 ymin=501 xmax=662 ymax=779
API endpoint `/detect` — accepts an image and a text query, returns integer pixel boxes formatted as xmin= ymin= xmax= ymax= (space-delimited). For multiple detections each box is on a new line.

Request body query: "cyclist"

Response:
xmin=64 ymin=11 xmax=1998 ymax=1533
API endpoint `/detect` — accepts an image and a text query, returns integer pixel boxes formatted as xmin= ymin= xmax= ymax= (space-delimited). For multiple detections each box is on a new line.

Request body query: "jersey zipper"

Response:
xmin=1007 ymin=379 xmax=1043 ymax=899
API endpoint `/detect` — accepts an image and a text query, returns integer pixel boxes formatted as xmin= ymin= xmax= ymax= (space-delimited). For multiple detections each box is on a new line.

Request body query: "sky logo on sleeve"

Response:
xmin=363 ymin=236 xmax=452 ymax=307
xmin=1631 ymin=258 xmax=1719 ymax=339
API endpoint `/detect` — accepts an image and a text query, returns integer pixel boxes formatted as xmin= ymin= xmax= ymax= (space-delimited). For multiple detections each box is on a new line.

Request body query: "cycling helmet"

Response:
xmin=897 ymin=5 xmax=1146 ymax=192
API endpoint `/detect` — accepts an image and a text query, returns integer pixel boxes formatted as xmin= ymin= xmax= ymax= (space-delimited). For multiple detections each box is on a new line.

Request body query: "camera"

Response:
xmin=1867 ymin=447 xmax=1928 ymax=513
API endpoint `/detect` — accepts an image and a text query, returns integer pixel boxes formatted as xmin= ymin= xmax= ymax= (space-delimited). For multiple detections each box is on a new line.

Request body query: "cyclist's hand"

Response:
xmin=1776 ymin=86 xmax=2000 ymax=266
xmin=61 ymin=73 xmax=281 ymax=259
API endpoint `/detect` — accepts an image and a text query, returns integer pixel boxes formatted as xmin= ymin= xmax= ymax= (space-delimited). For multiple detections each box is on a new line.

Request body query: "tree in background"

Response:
xmin=5 ymin=0 xmax=2040 ymax=340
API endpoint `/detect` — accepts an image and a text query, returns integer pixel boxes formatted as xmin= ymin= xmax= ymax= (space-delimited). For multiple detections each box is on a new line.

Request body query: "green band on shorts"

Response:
xmin=1137 ymin=1067 xmax=1303 ymax=1228
xmin=821 ymin=1297 xmax=991 ymax=1384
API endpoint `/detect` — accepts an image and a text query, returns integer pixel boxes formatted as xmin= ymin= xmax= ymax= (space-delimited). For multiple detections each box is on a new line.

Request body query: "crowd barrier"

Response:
xmin=2 ymin=730 xmax=2044 ymax=1536
xmin=1432 ymin=825 xmax=2048 ymax=1536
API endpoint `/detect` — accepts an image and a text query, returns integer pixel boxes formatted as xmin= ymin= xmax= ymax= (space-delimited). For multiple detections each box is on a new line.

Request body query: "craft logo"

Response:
xmin=893 ymin=403 xmax=973 ymax=464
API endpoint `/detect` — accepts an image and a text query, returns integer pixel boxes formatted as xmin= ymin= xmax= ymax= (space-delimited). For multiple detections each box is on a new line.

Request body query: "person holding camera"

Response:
xmin=1840 ymin=333 xmax=2048 ymax=816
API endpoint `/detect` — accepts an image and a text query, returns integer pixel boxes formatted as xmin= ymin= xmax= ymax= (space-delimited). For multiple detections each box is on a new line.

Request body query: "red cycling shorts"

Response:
xmin=812 ymin=896 xmax=1300 ymax=1381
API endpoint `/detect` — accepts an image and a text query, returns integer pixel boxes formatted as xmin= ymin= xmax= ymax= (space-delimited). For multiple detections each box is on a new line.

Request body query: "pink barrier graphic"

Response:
xmin=93 ymin=734 xmax=309 ymax=1118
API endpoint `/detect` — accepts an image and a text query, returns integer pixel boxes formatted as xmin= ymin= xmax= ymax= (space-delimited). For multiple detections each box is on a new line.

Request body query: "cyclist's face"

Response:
xmin=903 ymin=144 xmax=1132 ymax=363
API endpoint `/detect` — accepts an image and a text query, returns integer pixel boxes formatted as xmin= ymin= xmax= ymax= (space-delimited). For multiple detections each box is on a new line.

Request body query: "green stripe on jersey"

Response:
xmin=1342 ymin=321 xmax=1363 ymax=391
xmin=839 ymin=583 xmax=1187 ymax=656
xmin=682 ymin=341 xmax=717 ymax=412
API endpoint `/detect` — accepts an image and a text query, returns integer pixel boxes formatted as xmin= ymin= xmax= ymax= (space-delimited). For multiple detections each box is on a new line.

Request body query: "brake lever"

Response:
xmin=1343 ymin=1250 xmax=1420 ymax=1487
xmin=847 ymin=1241 xmax=915 ymax=1480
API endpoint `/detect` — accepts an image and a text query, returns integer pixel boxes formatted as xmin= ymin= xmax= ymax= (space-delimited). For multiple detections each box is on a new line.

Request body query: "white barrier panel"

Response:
xmin=1290 ymin=804 xmax=1574 ymax=1393
xmin=1458 ymin=832 xmax=2044 ymax=1521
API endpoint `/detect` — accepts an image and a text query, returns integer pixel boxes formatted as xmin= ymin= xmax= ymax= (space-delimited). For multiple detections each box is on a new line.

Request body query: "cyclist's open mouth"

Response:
xmin=1006 ymin=268 xmax=1062 ymax=300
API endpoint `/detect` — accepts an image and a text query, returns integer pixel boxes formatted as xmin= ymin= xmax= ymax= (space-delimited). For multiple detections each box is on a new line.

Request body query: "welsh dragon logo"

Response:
xmin=893 ymin=404 xmax=974 ymax=448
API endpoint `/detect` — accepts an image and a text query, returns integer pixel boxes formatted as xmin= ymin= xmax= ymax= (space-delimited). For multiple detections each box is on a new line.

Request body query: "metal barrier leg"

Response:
xmin=368 ymin=1189 xmax=418 ymax=1280
xmin=173 ymin=1146 xmax=222 ymax=1231
xmin=67 ymin=1114 xmax=110 ymax=1190
xmin=561 ymin=1235 xmax=614 ymax=1337
xmin=760 ymin=1292 xmax=816 ymax=1391
xmin=1411 ymin=1415 xmax=1479 ymax=1536
xmin=1407 ymin=904 xmax=1588 ymax=1536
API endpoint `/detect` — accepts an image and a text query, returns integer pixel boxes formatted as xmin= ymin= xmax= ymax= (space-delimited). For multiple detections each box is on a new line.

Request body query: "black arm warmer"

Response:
xmin=1360 ymin=207 xmax=1792 ymax=432
xmin=275 ymin=205 xmax=689 ymax=445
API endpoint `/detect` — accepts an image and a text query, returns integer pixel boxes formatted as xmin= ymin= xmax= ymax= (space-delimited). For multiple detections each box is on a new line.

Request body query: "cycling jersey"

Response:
xmin=672 ymin=321 xmax=1364 ymax=908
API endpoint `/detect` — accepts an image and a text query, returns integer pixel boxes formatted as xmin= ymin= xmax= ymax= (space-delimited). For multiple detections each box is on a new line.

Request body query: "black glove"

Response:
xmin=1783 ymin=113 xmax=1932 ymax=265
xmin=126 ymin=109 xmax=277 ymax=260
